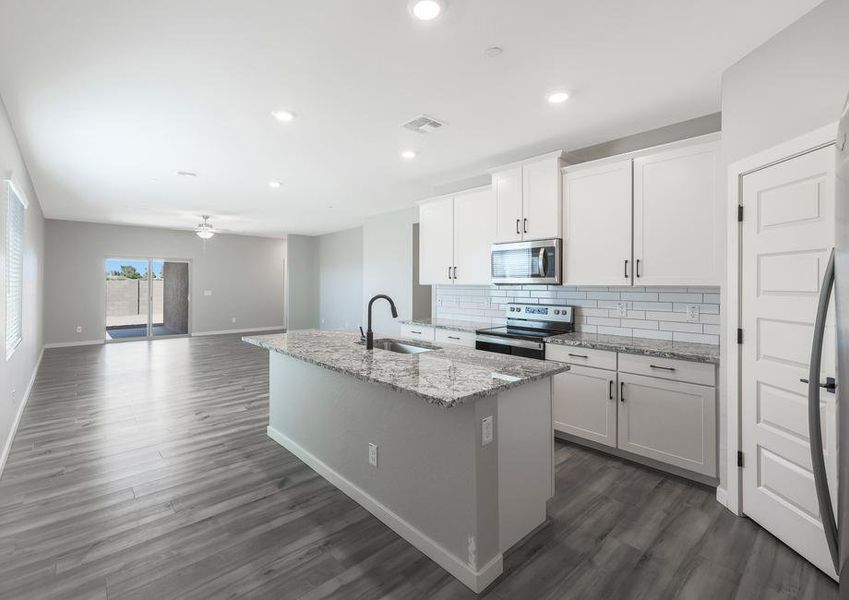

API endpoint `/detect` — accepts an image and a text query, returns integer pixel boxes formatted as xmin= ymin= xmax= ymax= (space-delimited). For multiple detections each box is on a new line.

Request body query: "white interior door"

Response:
xmin=741 ymin=145 xmax=837 ymax=579
xmin=562 ymin=160 xmax=633 ymax=285
xmin=453 ymin=187 xmax=494 ymax=285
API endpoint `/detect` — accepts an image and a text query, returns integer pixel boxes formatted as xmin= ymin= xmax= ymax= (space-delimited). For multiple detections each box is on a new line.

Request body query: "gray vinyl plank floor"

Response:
xmin=0 ymin=333 xmax=838 ymax=599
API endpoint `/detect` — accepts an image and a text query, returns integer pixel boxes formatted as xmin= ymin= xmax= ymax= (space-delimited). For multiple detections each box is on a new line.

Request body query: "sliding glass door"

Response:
xmin=105 ymin=258 xmax=190 ymax=340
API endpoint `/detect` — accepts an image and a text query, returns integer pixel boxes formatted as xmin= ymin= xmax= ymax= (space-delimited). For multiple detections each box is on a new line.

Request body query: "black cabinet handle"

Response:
xmin=609 ymin=380 xmax=613 ymax=400
xmin=516 ymin=219 xmax=520 ymax=235
xmin=448 ymin=266 xmax=452 ymax=280
xmin=448 ymin=335 xmax=460 ymax=340
xmin=624 ymin=259 xmax=629 ymax=278
xmin=636 ymin=259 xmax=641 ymax=278
xmin=568 ymin=353 xmax=588 ymax=359
xmin=620 ymin=381 xmax=625 ymax=402
xmin=523 ymin=218 xmax=528 ymax=234
xmin=410 ymin=330 xmax=421 ymax=334
xmin=453 ymin=266 xmax=457 ymax=279
xmin=649 ymin=364 xmax=676 ymax=372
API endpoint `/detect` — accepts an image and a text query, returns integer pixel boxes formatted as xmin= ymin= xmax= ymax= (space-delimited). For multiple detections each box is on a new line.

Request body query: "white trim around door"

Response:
xmin=723 ymin=122 xmax=839 ymax=518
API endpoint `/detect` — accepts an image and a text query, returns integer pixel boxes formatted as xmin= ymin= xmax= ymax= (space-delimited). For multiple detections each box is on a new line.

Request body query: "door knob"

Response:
xmin=800 ymin=377 xmax=837 ymax=393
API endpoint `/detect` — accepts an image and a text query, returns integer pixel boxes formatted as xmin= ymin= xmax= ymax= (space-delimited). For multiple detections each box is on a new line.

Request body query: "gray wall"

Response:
xmin=0 ymin=97 xmax=45 ymax=473
xmin=44 ymin=220 xmax=285 ymax=344
xmin=318 ymin=227 xmax=363 ymax=330
xmin=362 ymin=207 xmax=418 ymax=336
xmin=411 ymin=223 xmax=432 ymax=321
xmin=721 ymin=0 xmax=849 ymax=167
xmin=285 ymin=234 xmax=319 ymax=330
xmin=715 ymin=0 xmax=849 ymax=495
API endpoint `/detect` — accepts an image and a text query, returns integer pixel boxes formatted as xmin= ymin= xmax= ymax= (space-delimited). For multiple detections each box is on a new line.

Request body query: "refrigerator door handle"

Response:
xmin=808 ymin=247 xmax=839 ymax=571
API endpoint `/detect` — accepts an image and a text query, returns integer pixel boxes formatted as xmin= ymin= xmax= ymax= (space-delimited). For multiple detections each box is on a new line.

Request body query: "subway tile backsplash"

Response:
xmin=435 ymin=285 xmax=721 ymax=345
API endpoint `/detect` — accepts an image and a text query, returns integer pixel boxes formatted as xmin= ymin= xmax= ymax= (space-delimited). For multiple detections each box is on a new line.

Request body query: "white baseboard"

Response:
xmin=193 ymin=326 xmax=285 ymax=337
xmin=43 ymin=339 xmax=104 ymax=349
xmin=266 ymin=425 xmax=503 ymax=593
xmin=0 ymin=347 xmax=44 ymax=481
xmin=716 ymin=486 xmax=728 ymax=508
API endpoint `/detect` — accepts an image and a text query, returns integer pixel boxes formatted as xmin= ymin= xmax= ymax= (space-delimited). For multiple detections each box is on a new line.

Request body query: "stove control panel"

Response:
xmin=506 ymin=303 xmax=573 ymax=323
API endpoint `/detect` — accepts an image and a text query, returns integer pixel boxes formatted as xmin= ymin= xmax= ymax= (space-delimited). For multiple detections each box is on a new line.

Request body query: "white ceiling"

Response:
xmin=0 ymin=0 xmax=821 ymax=237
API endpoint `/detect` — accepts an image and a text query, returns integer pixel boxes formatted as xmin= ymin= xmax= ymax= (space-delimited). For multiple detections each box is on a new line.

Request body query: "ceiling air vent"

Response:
xmin=402 ymin=114 xmax=446 ymax=134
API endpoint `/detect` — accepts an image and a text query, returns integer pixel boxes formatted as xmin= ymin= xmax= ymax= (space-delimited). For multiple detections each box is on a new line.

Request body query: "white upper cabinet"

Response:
xmin=493 ymin=166 xmax=523 ymax=243
xmin=633 ymin=141 xmax=721 ymax=285
xmin=453 ymin=187 xmax=494 ymax=285
xmin=522 ymin=156 xmax=562 ymax=240
xmin=419 ymin=197 xmax=454 ymax=285
xmin=419 ymin=186 xmax=494 ymax=286
xmin=563 ymin=159 xmax=633 ymax=286
xmin=492 ymin=152 xmax=564 ymax=243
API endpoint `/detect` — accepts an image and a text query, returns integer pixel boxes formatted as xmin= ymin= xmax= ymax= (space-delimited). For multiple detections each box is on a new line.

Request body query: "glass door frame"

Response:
xmin=104 ymin=256 xmax=192 ymax=342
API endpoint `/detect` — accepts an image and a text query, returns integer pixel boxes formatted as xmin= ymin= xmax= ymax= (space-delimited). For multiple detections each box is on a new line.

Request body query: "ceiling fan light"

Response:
xmin=196 ymin=215 xmax=215 ymax=239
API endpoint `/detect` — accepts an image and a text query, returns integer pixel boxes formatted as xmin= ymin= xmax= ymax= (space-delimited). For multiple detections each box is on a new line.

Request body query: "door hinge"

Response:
xmin=737 ymin=205 xmax=743 ymax=222
xmin=737 ymin=451 xmax=744 ymax=468
xmin=737 ymin=328 xmax=743 ymax=344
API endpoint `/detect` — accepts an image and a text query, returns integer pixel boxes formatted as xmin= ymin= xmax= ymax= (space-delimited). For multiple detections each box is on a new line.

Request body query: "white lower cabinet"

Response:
xmin=617 ymin=372 xmax=717 ymax=477
xmin=549 ymin=347 xmax=717 ymax=479
xmin=552 ymin=365 xmax=617 ymax=448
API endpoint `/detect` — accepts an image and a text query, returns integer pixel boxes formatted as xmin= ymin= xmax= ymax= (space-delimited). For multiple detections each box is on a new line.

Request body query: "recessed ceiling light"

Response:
xmin=269 ymin=180 xmax=283 ymax=189
xmin=409 ymin=0 xmax=444 ymax=21
xmin=547 ymin=91 xmax=570 ymax=104
xmin=271 ymin=110 xmax=296 ymax=123
xmin=484 ymin=46 xmax=503 ymax=57
xmin=176 ymin=170 xmax=197 ymax=177
xmin=401 ymin=150 xmax=417 ymax=160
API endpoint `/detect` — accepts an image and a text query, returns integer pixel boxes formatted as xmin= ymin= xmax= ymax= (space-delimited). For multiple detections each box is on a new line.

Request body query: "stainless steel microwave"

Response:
xmin=491 ymin=239 xmax=562 ymax=285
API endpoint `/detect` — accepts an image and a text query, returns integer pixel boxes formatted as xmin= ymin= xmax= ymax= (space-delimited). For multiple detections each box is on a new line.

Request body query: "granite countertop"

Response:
xmin=243 ymin=330 xmax=568 ymax=407
xmin=545 ymin=331 xmax=719 ymax=364
xmin=399 ymin=318 xmax=491 ymax=334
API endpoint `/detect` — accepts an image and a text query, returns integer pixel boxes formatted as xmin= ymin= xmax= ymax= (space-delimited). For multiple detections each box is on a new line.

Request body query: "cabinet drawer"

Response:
xmin=434 ymin=329 xmax=476 ymax=348
xmin=545 ymin=345 xmax=617 ymax=370
xmin=399 ymin=324 xmax=435 ymax=342
xmin=617 ymin=353 xmax=715 ymax=387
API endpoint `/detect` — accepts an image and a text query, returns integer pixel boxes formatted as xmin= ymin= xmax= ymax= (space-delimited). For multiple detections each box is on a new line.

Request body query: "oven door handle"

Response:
xmin=475 ymin=334 xmax=544 ymax=351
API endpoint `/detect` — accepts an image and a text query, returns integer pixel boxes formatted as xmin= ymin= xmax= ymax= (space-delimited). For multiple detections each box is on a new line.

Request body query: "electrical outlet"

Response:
xmin=482 ymin=416 xmax=493 ymax=446
xmin=616 ymin=302 xmax=628 ymax=317
xmin=75 ymin=325 xmax=82 ymax=333
xmin=203 ymin=290 xmax=213 ymax=297
xmin=685 ymin=305 xmax=700 ymax=322
xmin=368 ymin=442 xmax=378 ymax=467
xmin=231 ymin=317 xmax=237 ymax=324
xmin=11 ymin=389 xmax=16 ymax=404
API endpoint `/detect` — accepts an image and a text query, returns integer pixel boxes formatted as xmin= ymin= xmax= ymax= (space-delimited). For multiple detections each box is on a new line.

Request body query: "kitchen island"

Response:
xmin=243 ymin=330 xmax=568 ymax=592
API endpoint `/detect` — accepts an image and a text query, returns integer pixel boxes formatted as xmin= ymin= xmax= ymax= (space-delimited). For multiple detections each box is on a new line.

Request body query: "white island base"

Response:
xmin=265 ymin=352 xmax=555 ymax=592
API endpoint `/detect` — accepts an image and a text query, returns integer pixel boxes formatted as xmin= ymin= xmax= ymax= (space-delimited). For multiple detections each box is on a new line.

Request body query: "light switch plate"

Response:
xmin=482 ymin=416 xmax=493 ymax=446
xmin=616 ymin=302 xmax=628 ymax=317
xmin=203 ymin=290 xmax=213 ymax=297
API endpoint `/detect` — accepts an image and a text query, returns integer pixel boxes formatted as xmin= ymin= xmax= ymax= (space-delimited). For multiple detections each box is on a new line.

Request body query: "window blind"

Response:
xmin=6 ymin=182 xmax=25 ymax=357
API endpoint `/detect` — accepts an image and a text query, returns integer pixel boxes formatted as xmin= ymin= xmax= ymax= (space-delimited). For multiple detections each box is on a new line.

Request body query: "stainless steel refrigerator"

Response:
xmin=834 ymin=94 xmax=849 ymax=589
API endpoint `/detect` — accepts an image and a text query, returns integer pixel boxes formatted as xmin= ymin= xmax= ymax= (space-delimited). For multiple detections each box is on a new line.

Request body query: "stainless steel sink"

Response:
xmin=370 ymin=339 xmax=437 ymax=354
